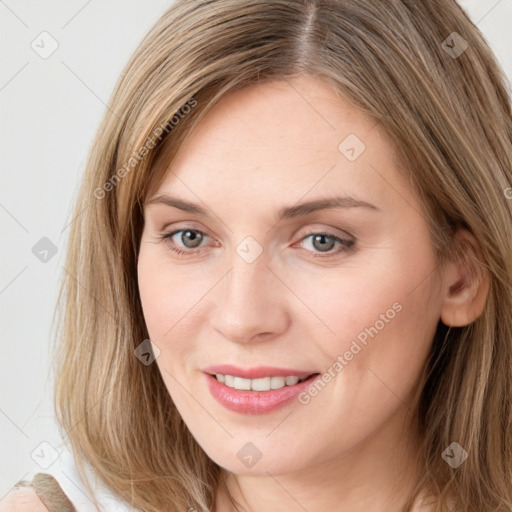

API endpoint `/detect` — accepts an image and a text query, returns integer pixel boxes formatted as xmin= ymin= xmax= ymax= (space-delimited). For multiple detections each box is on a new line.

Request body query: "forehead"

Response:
xmin=150 ymin=75 xmax=411 ymax=215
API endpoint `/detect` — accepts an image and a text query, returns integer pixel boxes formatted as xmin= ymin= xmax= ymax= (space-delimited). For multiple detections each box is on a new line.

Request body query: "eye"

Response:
xmin=156 ymin=227 xmax=355 ymax=259
xmin=158 ymin=228 xmax=211 ymax=257
xmin=296 ymin=231 xmax=355 ymax=259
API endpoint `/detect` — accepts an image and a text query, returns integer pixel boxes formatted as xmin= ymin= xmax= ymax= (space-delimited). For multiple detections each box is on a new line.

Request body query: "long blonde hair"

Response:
xmin=52 ymin=1 xmax=512 ymax=511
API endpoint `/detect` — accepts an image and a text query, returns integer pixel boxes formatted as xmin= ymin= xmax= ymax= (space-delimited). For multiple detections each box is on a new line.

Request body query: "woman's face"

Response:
xmin=137 ymin=75 xmax=445 ymax=476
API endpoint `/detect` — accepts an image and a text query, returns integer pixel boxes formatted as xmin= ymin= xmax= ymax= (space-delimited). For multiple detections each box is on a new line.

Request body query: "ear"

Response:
xmin=440 ymin=228 xmax=490 ymax=327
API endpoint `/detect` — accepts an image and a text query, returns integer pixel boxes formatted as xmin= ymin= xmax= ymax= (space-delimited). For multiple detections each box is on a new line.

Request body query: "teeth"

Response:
xmin=215 ymin=374 xmax=311 ymax=391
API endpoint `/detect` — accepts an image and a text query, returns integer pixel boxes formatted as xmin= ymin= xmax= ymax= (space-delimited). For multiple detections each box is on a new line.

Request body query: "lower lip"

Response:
xmin=204 ymin=373 xmax=321 ymax=414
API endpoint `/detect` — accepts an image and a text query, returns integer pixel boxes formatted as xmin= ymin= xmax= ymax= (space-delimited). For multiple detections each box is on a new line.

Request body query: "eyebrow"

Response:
xmin=145 ymin=194 xmax=381 ymax=220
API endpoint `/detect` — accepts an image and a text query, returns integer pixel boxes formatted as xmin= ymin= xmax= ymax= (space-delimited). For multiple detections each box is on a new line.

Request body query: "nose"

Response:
xmin=209 ymin=249 xmax=290 ymax=344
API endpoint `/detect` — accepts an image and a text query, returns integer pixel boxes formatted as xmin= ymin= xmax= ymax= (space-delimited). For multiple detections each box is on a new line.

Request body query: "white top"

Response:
xmin=35 ymin=441 xmax=138 ymax=512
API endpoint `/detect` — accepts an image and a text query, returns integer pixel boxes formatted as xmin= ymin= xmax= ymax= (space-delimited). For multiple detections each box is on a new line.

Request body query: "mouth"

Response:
xmin=201 ymin=364 xmax=320 ymax=390
xmin=209 ymin=372 xmax=319 ymax=391
xmin=202 ymin=366 xmax=322 ymax=414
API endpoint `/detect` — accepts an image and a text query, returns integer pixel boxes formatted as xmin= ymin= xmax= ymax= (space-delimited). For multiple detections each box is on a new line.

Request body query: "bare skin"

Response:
xmin=137 ymin=75 xmax=488 ymax=512
xmin=0 ymin=487 xmax=48 ymax=512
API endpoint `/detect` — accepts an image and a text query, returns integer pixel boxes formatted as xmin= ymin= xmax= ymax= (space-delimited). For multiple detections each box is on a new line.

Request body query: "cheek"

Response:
xmin=290 ymin=264 xmax=424 ymax=346
xmin=138 ymin=247 xmax=197 ymax=336
xmin=285 ymin=263 xmax=438 ymax=444
xmin=291 ymin=240 xmax=439 ymax=377
xmin=137 ymin=246 xmax=220 ymax=368
xmin=137 ymin=257 xmax=172 ymax=339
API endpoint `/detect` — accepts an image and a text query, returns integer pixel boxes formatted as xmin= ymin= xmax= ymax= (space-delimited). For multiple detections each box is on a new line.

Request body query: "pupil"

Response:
xmin=313 ymin=234 xmax=334 ymax=252
xmin=183 ymin=230 xmax=202 ymax=248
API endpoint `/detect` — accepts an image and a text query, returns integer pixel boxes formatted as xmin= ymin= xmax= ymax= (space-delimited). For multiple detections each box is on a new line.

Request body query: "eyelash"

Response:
xmin=156 ymin=228 xmax=355 ymax=259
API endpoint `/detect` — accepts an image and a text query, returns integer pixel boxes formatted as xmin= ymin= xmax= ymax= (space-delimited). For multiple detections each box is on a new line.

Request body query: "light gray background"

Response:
xmin=1 ymin=0 xmax=511 ymax=495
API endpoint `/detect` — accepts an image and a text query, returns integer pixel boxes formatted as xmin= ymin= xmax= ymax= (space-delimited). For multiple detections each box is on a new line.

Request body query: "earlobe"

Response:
xmin=439 ymin=229 xmax=490 ymax=327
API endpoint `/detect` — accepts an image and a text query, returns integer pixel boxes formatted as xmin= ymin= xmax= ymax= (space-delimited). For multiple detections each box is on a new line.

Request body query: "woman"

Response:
xmin=4 ymin=0 xmax=512 ymax=511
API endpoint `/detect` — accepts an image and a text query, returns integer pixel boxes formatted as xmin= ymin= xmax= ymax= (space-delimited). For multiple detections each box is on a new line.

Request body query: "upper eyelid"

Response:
xmin=160 ymin=220 xmax=354 ymax=238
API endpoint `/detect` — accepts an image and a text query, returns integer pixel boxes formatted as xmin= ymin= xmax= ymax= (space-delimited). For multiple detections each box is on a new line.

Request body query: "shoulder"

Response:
xmin=0 ymin=484 xmax=48 ymax=512
xmin=0 ymin=473 xmax=77 ymax=512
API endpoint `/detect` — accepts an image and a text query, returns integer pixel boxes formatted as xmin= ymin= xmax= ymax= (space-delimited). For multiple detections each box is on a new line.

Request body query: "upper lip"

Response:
xmin=202 ymin=364 xmax=319 ymax=380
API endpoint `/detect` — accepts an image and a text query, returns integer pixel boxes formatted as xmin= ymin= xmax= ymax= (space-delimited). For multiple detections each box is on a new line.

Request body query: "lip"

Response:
xmin=202 ymin=364 xmax=318 ymax=380
xmin=203 ymin=368 xmax=321 ymax=415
